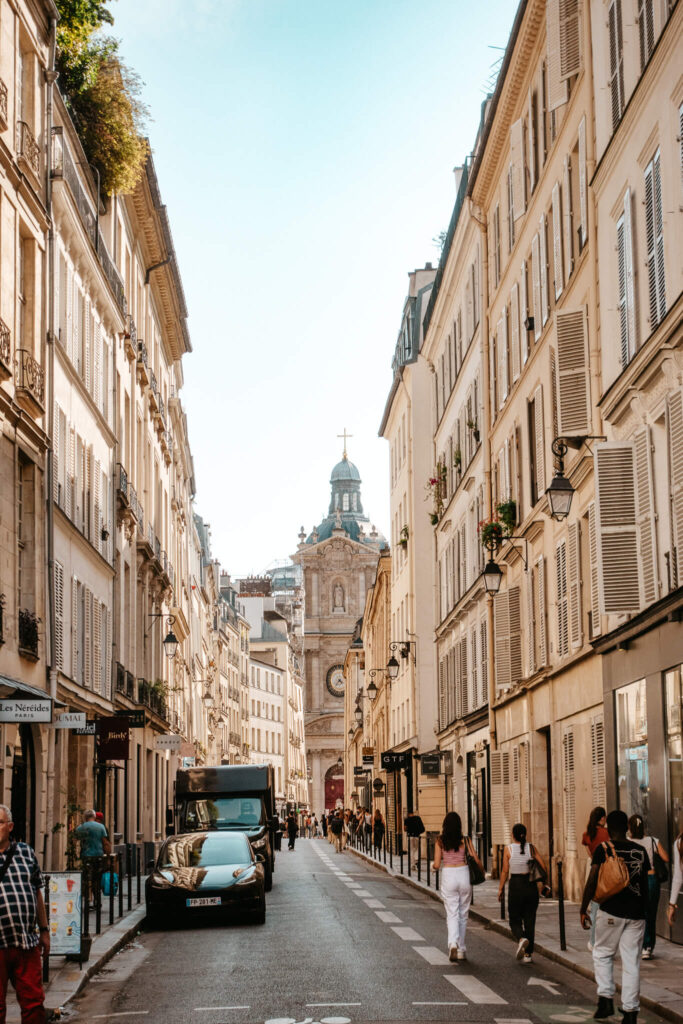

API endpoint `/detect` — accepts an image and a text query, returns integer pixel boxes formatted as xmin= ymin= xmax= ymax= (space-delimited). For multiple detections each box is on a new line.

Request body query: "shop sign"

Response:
xmin=119 ymin=709 xmax=146 ymax=728
xmin=353 ymin=765 xmax=370 ymax=777
xmin=380 ymin=749 xmax=411 ymax=771
xmin=74 ymin=721 xmax=97 ymax=736
xmin=0 ymin=699 xmax=52 ymax=723
xmin=47 ymin=871 xmax=82 ymax=956
xmin=53 ymin=713 xmax=86 ymax=729
xmin=421 ymin=753 xmax=441 ymax=776
xmin=362 ymin=746 xmax=375 ymax=765
xmin=97 ymin=717 xmax=130 ymax=761
xmin=154 ymin=733 xmax=182 ymax=752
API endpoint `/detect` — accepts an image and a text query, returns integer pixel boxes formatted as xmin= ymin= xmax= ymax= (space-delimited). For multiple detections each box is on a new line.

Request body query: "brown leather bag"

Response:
xmin=595 ymin=841 xmax=630 ymax=903
xmin=102 ymin=836 xmax=112 ymax=856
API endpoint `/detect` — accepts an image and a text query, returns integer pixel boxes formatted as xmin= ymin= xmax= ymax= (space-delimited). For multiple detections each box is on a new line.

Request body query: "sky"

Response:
xmin=110 ymin=0 xmax=519 ymax=576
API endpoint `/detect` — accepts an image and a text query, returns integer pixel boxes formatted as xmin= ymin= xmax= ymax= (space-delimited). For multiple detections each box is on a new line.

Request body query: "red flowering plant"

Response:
xmin=478 ymin=516 xmax=505 ymax=552
xmin=426 ymin=461 xmax=447 ymax=524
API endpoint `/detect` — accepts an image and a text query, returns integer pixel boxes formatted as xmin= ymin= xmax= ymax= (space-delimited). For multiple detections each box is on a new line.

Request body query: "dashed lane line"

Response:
xmin=92 ymin=1015 xmax=150 ymax=1020
xmin=194 ymin=1008 xmax=251 ymax=1013
xmin=412 ymin=946 xmax=452 ymax=966
xmin=305 ymin=1003 xmax=362 ymax=1008
xmin=362 ymin=898 xmax=385 ymax=909
xmin=445 ymin=975 xmax=508 ymax=1004
xmin=413 ymin=1002 xmax=468 ymax=1006
xmin=391 ymin=926 xmax=424 ymax=941
xmin=352 ymin=889 xmax=373 ymax=897
xmin=375 ymin=911 xmax=402 ymax=923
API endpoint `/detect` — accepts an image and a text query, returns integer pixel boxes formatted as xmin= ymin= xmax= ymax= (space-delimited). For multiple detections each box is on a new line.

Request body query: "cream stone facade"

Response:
xmin=249 ymin=655 xmax=285 ymax=807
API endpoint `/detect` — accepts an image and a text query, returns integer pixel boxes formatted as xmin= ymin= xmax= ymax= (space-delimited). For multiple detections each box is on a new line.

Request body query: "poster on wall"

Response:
xmin=47 ymin=871 xmax=82 ymax=956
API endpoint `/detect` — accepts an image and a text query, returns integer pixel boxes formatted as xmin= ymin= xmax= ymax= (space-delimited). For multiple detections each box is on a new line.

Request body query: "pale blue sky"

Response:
xmin=110 ymin=0 xmax=519 ymax=575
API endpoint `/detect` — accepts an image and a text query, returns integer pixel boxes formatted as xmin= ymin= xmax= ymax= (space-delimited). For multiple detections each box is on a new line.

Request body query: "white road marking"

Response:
xmin=353 ymin=889 xmax=373 ymax=897
xmin=392 ymin=926 xmax=423 ymax=941
xmin=305 ymin=1004 xmax=361 ymax=1008
xmin=495 ymin=1019 xmax=533 ymax=1023
xmin=412 ymin=945 xmax=451 ymax=965
xmin=445 ymin=974 xmax=508 ymax=1004
xmin=194 ymin=1008 xmax=250 ymax=1013
xmin=413 ymin=1002 xmax=468 ymax=1007
xmin=528 ymin=978 xmax=561 ymax=995
xmin=362 ymin=898 xmax=385 ymax=908
xmin=376 ymin=910 xmax=402 ymax=923
xmin=92 ymin=1015 xmax=150 ymax=1020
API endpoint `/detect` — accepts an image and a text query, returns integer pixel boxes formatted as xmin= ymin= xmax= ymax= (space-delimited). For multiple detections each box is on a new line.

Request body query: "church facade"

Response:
xmin=292 ymin=451 xmax=385 ymax=815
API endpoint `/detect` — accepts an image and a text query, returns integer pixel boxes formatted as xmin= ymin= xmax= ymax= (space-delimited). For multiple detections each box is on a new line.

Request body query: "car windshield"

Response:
xmin=160 ymin=833 xmax=252 ymax=868
xmin=180 ymin=796 xmax=266 ymax=831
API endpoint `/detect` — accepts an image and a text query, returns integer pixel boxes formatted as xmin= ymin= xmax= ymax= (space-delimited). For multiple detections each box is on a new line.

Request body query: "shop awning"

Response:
xmin=0 ymin=675 xmax=66 ymax=706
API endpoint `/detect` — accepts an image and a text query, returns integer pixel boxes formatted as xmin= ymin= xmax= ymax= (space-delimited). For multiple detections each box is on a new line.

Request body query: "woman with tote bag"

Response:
xmin=432 ymin=811 xmax=483 ymax=964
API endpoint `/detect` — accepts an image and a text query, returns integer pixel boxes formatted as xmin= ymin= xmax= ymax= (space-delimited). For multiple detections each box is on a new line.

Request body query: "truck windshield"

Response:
xmin=180 ymin=796 xmax=266 ymax=832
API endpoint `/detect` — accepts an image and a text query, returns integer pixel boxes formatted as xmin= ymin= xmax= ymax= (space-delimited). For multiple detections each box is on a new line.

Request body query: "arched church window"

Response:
xmin=335 ymin=493 xmax=340 ymax=508
xmin=343 ymin=492 xmax=349 ymax=511
xmin=352 ymin=492 xmax=357 ymax=510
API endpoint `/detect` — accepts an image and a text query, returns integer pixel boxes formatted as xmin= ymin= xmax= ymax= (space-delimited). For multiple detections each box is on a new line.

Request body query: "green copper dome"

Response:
xmin=330 ymin=455 xmax=361 ymax=483
xmin=305 ymin=450 xmax=386 ymax=549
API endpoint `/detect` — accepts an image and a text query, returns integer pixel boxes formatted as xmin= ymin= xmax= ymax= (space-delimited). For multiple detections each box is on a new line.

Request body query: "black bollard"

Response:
xmin=407 ymin=836 xmax=412 ymax=878
xmin=389 ymin=830 xmax=393 ymax=869
xmin=435 ymin=866 xmax=439 ymax=891
xmin=400 ymin=835 xmax=404 ymax=875
xmin=426 ymin=837 xmax=431 ymax=889
xmin=118 ymin=851 xmax=124 ymax=919
xmin=500 ymin=882 xmax=506 ymax=920
xmin=557 ymin=858 xmax=567 ymax=950
xmin=94 ymin=861 xmax=102 ymax=935
xmin=109 ymin=854 xmax=115 ymax=926
xmin=82 ymin=862 xmax=91 ymax=950
xmin=126 ymin=845 xmax=132 ymax=912
xmin=417 ymin=837 xmax=421 ymax=882
xmin=136 ymin=845 xmax=141 ymax=904
xmin=43 ymin=875 xmax=50 ymax=984
xmin=383 ymin=827 xmax=386 ymax=865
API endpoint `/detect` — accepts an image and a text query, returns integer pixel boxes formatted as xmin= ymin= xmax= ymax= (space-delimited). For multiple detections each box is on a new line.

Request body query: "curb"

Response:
xmin=347 ymin=846 xmax=683 ymax=1024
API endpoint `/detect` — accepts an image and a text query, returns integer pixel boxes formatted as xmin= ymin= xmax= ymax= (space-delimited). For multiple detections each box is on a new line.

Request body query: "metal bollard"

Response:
xmin=43 ymin=875 xmax=50 ymax=983
xmin=500 ymin=882 xmax=506 ymax=919
xmin=136 ymin=845 xmax=141 ymax=904
xmin=417 ymin=837 xmax=421 ymax=882
xmin=126 ymin=845 xmax=132 ymax=911
xmin=383 ymin=827 xmax=386 ymax=865
xmin=94 ymin=861 xmax=102 ymax=935
xmin=435 ymin=866 xmax=439 ymax=892
xmin=400 ymin=835 xmax=404 ymax=875
xmin=83 ymin=862 xmax=91 ymax=944
xmin=426 ymin=837 xmax=431 ymax=889
xmin=557 ymin=858 xmax=567 ymax=951
xmin=407 ymin=836 xmax=412 ymax=878
xmin=108 ymin=854 xmax=115 ymax=926
xmin=118 ymin=851 xmax=124 ymax=919
xmin=389 ymin=830 xmax=393 ymax=869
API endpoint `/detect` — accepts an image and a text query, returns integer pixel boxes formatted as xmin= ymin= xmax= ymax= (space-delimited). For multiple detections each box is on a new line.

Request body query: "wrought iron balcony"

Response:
xmin=125 ymin=670 xmax=135 ymax=699
xmin=16 ymin=121 xmax=40 ymax=178
xmin=123 ymin=315 xmax=137 ymax=361
xmin=117 ymin=463 xmax=128 ymax=499
xmin=0 ymin=79 xmax=7 ymax=131
xmin=15 ymin=349 xmax=45 ymax=417
xmin=0 ymin=318 xmax=11 ymax=382
xmin=149 ymin=371 xmax=159 ymax=412
xmin=18 ymin=608 xmax=40 ymax=660
xmin=115 ymin=662 xmax=126 ymax=694
xmin=136 ymin=340 xmax=149 ymax=386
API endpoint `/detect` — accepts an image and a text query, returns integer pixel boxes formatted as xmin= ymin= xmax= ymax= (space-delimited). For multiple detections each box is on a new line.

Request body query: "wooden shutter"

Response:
xmin=568 ymin=521 xmax=582 ymax=649
xmin=510 ymin=283 xmax=520 ymax=383
xmin=588 ymin=502 xmax=601 ymax=638
xmin=510 ymin=118 xmax=525 ymax=220
xmin=623 ymin=190 xmax=637 ymax=360
xmin=645 ymin=152 xmax=666 ymax=328
xmin=494 ymin=591 xmax=511 ymax=691
xmin=520 ymin=260 xmax=529 ymax=364
xmin=66 ymin=266 xmax=74 ymax=363
xmin=595 ymin=443 xmax=641 ymax=613
xmin=466 ymin=275 xmax=473 ymax=342
xmin=93 ymin=321 xmax=101 ymax=410
xmin=539 ymin=214 xmax=549 ymax=325
xmin=67 ymin=426 xmax=75 ymax=519
xmin=556 ymin=307 xmax=590 ymax=435
xmin=608 ymin=0 xmax=624 ymax=130
xmin=71 ymin=576 xmax=78 ymax=680
xmin=490 ymin=750 xmax=511 ymax=846
xmin=638 ymin=0 xmax=654 ymax=70
xmin=93 ymin=599 xmax=101 ymax=694
xmin=546 ymin=0 xmax=569 ymax=110
xmin=54 ymin=560 xmax=64 ymax=670
xmin=85 ymin=298 xmax=92 ymax=393
xmin=471 ymin=627 xmax=479 ymax=709
xmin=563 ymin=729 xmax=577 ymax=852
xmin=552 ymin=181 xmax=563 ymax=299
xmin=509 ymin=586 xmax=522 ymax=683
xmin=480 ymin=619 xmax=488 ymax=701
xmin=85 ymin=587 xmax=93 ymax=687
xmin=534 ymin=384 xmax=546 ymax=495
xmin=531 ymin=233 xmax=542 ymax=341
xmin=460 ymin=639 xmax=469 ymax=716
xmin=667 ymin=390 xmax=683 ymax=582
xmin=562 ymin=157 xmax=573 ymax=281
xmin=578 ymin=116 xmax=587 ymax=248
xmin=527 ymin=88 xmax=537 ymax=193
xmin=559 ymin=0 xmax=581 ymax=79
xmin=94 ymin=458 xmax=101 ymax=553
xmin=490 ymin=328 xmax=497 ymax=420
xmin=634 ymin=427 xmax=658 ymax=606
xmin=438 ymin=658 xmax=447 ymax=731
xmin=591 ymin=716 xmax=606 ymax=805
xmin=499 ymin=313 xmax=508 ymax=405
xmin=526 ymin=563 xmax=536 ymax=675
xmin=617 ymin=210 xmax=628 ymax=367
xmin=556 ymin=540 xmax=569 ymax=658
xmin=537 ymin=556 xmax=547 ymax=666
xmin=53 ymin=403 xmax=61 ymax=503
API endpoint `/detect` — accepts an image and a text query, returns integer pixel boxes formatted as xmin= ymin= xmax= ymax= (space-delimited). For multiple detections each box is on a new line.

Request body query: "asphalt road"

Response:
xmin=68 ymin=839 xmax=666 ymax=1024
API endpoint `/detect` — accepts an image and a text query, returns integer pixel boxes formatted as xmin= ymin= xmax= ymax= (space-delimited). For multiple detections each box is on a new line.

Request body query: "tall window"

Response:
xmin=608 ymin=0 xmax=625 ymax=131
xmin=644 ymin=151 xmax=666 ymax=330
xmin=615 ymin=678 xmax=648 ymax=822
xmin=638 ymin=0 xmax=655 ymax=71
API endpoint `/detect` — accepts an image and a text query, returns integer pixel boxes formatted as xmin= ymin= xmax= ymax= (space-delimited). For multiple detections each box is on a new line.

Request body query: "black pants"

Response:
xmin=508 ymin=875 xmax=539 ymax=954
xmin=288 ymin=834 xmax=296 ymax=849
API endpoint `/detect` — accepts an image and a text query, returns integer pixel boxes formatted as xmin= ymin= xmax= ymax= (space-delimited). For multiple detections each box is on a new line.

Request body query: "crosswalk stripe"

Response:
xmin=376 ymin=911 xmax=402 ymax=923
xmin=353 ymin=889 xmax=373 ymax=897
xmin=412 ymin=946 xmax=451 ymax=965
xmin=392 ymin=926 xmax=423 ymax=941
xmin=362 ymin=898 xmax=385 ymax=909
xmin=444 ymin=975 xmax=508 ymax=1004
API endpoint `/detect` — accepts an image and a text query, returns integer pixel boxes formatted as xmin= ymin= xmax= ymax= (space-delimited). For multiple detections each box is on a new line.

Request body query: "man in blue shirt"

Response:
xmin=74 ymin=810 xmax=108 ymax=858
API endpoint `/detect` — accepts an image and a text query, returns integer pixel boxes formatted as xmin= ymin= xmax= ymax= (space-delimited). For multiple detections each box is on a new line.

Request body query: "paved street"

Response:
xmin=68 ymin=840 xmax=667 ymax=1024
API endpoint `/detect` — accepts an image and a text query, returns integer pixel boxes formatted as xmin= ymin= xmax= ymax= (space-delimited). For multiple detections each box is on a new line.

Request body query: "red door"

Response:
xmin=325 ymin=775 xmax=344 ymax=812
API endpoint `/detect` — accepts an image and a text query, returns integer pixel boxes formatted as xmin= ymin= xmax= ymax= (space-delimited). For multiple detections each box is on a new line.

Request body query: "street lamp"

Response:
xmin=547 ymin=435 xmax=607 ymax=521
xmin=145 ymin=614 xmax=179 ymax=660
xmin=336 ymin=756 xmax=343 ymax=770
xmin=354 ymin=703 xmax=363 ymax=726
xmin=483 ymin=558 xmax=503 ymax=594
xmin=366 ymin=678 xmax=378 ymax=701
xmin=348 ymin=728 xmax=354 ymax=740
xmin=387 ymin=641 xmax=416 ymax=677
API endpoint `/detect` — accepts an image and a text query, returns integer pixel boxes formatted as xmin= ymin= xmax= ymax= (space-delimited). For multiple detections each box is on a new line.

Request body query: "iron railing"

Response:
xmin=16 ymin=121 xmax=40 ymax=176
xmin=15 ymin=349 xmax=45 ymax=411
xmin=0 ymin=79 xmax=7 ymax=129
xmin=18 ymin=608 xmax=40 ymax=659
xmin=0 ymin=318 xmax=10 ymax=378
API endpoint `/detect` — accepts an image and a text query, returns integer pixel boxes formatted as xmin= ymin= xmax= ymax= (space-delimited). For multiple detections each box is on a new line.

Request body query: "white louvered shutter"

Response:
xmin=552 ymin=182 xmax=563 ymax=299
xmin=490 ymin=329 xmax=497 ymax=421
xmin=556 ymin=307 xmax=590 ymax=436
xmin=94 ymin=458 xmax=101 ymax=552
xmin=499 ymin=313 xmax=508 ymax=405
xmin=634 ymin=427 xmax=658 ymax=606
xmin=460 ymin=639 xmax=469 ymax=716
xmin=638 ymin=0 xmax=654 ymax=70
xmin=510 ymin=283 xmax=520 ymax=383
xmin=93 ymin=321 xmax=101 ymax=410
xmin=53 ymin=403 xmax=61 ymax=503
xmin=93 ymin=599 xmax=101 ymax=694
xmin=537 ymin=556 xmax=547 ymax=666
xmin=645 ymin=152 xmax=666 ymax=329
xmin=85 ymin=299 xmax=92 ymax=393
xmin=531 ymin=234 xmax=541 ymax=341
xmin=559 ymin=0 xmax=581 ymax=79
xmin=562 ymin=156 xmax=573 ymax=281
xmin=71 ymin=577 xmax=78 ymax=680
xmin=546 ymin=0 xmax=569 ymax=110
xmin=534 ymin=384 xmax=546 ymax=496
xmin=526 ymin=563 xmax=536 ymax=676
xmin=623 ymin=190 xmax=637 ymax=361
xmin=466 ymin=275 xmax=473 ymax=342
xmin=563 ymin=729 xmax=577 ymax=852
xmin=490 ymin=750 xmax=511 ymax=846
xmin=85 ymin=587 xmax=93 ymax=688
xmin=480 ymin=619 xmax=488 ymax=701
xmin=494 ymin=591 xmax=511 ymax=691
xmin=568 ymin=521 xmax=582 ymax=650
xmin=527 ymin=88 xmax=536 ymax=193
xmin=438 ymin=659 xmax=447 ymax=731
xmin=58 ymin=252 xmax=68 ymax=346
xmin=509 ymin=586 xmax=522 ymax=684
xmin=667 ymin=391 xmax=683 ymax=584
xmin=591 ymin=716 xmax=606 ymax=805
xmin=608 ymin=0 xmax=624 ymax=130
xmin=556 ymin=540 xmax=569 ymax=658
xmin=617 ymin=204 xmax=629 ymax=367
xmin=66 ymin=266 xmax=74 ymax=362
xmin=67 ymin=427 xmax=75 ymax=519
xmin=578 ymin=117 xmax=587 ymax=248
xmin=588 ymin=502 xmax=600 ymax=638
xmin=595 ymin=443 xmax=641 ymax=613
xmin=539 ymin=214 xmax=549 ymax=325
xmin=471 ymin=627 xmax=479 ymax=709
xmin=520 ymin=260 xmax=529 ymax=364
xmin=510 ymin=118 xmax=525 ymax=220
xmin=54 ymin=561 xmax=64 ymax=670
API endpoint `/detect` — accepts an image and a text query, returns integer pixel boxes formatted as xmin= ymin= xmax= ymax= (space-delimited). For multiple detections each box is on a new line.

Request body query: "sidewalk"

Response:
xmin=5 ymin=903 xmax=146 ymax=1022
xmin=347 ymin=845 xmax=683 ymax=1024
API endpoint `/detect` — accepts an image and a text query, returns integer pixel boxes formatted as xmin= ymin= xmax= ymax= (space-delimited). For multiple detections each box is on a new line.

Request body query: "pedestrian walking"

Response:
xmin=286 ymin=812 xmax=298 ymax=851
xmin=329 ymin=811 xmax=344 ymax=853
xmin=404 ymin=809 xmax=425 ymax=869
xmin=372 ymin=809 xmax=385 ymax=855
xmin=74 ymin=808 xmax=109 ymax=858
xmin=0 ymin=804 xmax=50 ymax=1024
xmin=364 ymin=808 xmax=372 ymax=850
xmin=582 ymin=806 xmax=609 ymax=950
xmin=498 ymin=822 xmax=548 ymax=964
xmin=314 ymin=817 xmax=320 ymax=837
xmin=628 ymin=814 xmax=669 ymax=960
xmin=580 ymin=809 xmax=650 ymax=1024
xmin=667 ymin=831 xmax=682 ymax=926
xmin=321 ymin=814 xmax=328 ymax=839
xmin=432 ymin=811 xmax=482 ymax=963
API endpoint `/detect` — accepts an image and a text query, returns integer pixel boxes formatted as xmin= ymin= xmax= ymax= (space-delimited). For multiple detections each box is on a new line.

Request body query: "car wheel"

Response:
xmin=145 ymin=906 xmax=167 ymax=930
xmin=253 ymin=894 xmax=266 ymax=925
xmin=264 ymin=862 xmax=273 ymax=892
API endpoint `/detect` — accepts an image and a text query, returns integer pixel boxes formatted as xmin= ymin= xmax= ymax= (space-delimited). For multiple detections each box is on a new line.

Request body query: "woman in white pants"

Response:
xmin=432 ymin=812 xmax=482 ymax=963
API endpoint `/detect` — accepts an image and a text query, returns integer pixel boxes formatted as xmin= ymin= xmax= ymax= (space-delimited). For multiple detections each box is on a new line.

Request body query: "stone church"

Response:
xmin=292 ymin=449 xmax=386 ymax=815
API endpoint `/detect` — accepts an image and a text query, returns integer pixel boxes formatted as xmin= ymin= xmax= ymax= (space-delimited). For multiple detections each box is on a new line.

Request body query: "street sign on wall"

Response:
xmin=420 ymin=753 xmax=441 ymax=776
xmin=0 ymin=699 xmax=52 ymax=723
xmin=380 ymin=750 xmax=411 ymax=771
xmin=97 ymin=717 xmax=130 ymax=760
xmin=154 ymin=734 xmax=182 ymax=752
xmin=74 ymin=721 xmax=97 ymax=736
xmin=53 ymin=713 xmax=86 ymax=729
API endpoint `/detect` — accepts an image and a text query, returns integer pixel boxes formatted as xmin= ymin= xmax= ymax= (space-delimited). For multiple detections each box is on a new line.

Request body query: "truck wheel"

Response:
xmin=264 ymin=861 xmax=273 ymax=892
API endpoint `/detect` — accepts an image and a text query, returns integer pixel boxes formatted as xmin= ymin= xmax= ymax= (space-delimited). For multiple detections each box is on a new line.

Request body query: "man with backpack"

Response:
xmin=329 ymin=811 xmax=344 ymax=853
xmin=580 ymin=809 xmax=650 ymax=1024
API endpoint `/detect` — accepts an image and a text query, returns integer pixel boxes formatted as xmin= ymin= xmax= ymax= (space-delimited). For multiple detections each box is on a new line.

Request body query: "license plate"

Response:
xmin=186 ymin=896 xmax=222 ymax=907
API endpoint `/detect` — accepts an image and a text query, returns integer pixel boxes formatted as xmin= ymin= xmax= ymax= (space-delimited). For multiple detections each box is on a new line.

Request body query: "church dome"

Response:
xmin=330 ymin=455 xmax=361 ymax=483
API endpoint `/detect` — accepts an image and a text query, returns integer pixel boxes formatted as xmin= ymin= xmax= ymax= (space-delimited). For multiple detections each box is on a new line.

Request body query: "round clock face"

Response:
xmin=326 ymin=664 xmax=345 ymax=698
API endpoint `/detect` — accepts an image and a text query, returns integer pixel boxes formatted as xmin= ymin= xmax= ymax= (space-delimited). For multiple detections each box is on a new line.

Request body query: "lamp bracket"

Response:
xmin=144 ymin=613 xmax=176 ymax=642
xmin=389 ymin=640 xmax=416 ymax=662
xmin=501 ymin=535 xmax=529 ymax=571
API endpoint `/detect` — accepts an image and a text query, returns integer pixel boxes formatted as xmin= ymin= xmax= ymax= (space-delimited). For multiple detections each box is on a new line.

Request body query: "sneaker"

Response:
xmin=522 ymin=954 xmax=533 ymax=964
xmin=641 ymin=948 xmax=652 ymax=960
xmin=516 ymin=937 xmax=529 ymax=960
xmin=457 ymin=949 xmax=467 ymax=962
xmin=588 ymin=940 xmax=594 ymax=952
xmin=449 ymin=946 xmax=458 ymax=962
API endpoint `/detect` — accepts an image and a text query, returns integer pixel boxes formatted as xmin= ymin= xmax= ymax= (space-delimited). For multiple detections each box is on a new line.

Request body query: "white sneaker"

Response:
xmin=642 ymin=947 xmax=653 ymax=960
xmin=457 ymin=949 xmax=467 ymax=962
xmin=522 ymin=954 xmax=533 ymax=964
xmin=587 ymin=940 xmax=594 ymax=952
xmin=516 ymin=937 xmax=529 ymax=960
xmin=449 ymin=946 xmax=458 ymax=962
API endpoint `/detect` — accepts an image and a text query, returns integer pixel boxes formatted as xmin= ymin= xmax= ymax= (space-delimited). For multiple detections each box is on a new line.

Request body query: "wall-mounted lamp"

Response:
xmin=145 ymin=614 xmax=178 ymax=660
xmin=547 ymin=435 xmax=606 ymax=521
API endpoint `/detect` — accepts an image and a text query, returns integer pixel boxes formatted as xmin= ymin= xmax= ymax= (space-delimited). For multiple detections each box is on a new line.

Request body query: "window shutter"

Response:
xmin=556 ymin=539 xmax=569 ymax=658
xmin=466 ymin=275 xmax=473 ymax=342
xmin=568 ymin=521 xmax=582 ymax=650
xmin=460 ymin=639 xmax=469 ymax=716
xmin=531 ymin=233 xmax=542 ymax=341
xmin=537 ymin=556 xmax=547 ymax=666
xmin=510 ymin=118 xmax=525 ymax=220
xmin=71 ymin=576 xmax=78 ymax=680
xmin=608 ymin=0 xmax=624 ymax=130
xmin=490 ymin=750 xmax=511 ymax=846
xmin=595 ymin=443 xmax=641 ymax=613
xmin=93 ymin=458 xmax=101 ymax=553
xmin=510 ymin=283 xmax=521 ymax=383
xmin=85 ymin=587 xmax=93 ymax=688
xmin=638 ymin=0 xmax=654 ymax=70
xmin=93 ymin=321 xmax=101 ymax=410
xmin=552 ymin=182 xmax=563 ymax=299
xmin=559 ymin=0 xmax=581 ymax=79
xmin=546 ymin=0 xmax=569 ymax=110
xmin=471 ymin=626 xmax=479 ymax=709
xmin=667 ymin=391 xmax=683 ymax=583
xmin=67 ymin=427 xmax=75 ymax=519
xmin=461 ymin=523 xmax=468 ymax=593
xmin=490 ymin=327 xmax=498 ymax=420
xmin=93 ymin=599 xmax=101 ymax=694
xmin=539 ymin=214 xmax=549 ymax=325
xmin=555 ymin=307 xmax=590 ymax=436
xmin=526 ymin=563 xmax=536 ymax=675
xmin=480 ymin=619 xmax=488 ymax=701
xmin=587 ymin=502 xmax=601 ymax=637
xmin=591 ymin=716 xmax=606 ymax=806
xmin=84 ymin=299 xmax=92 ymax=393
xmin=562 ymin=156 xmax=573 ymax=280
xmin=509 ymin=586 xmax=522 ymax=683
xmin=499 ymin=313 xmax=508 ymax=405
xmin=438 ymin=658 xmax=447 ymax=731
xmin=520 ymin=260 xmax=529 ymax=364
xmin=527 ymin=88 xmax=537 ymax=193
xmin=103 ymin=604 xmax=111 ymax=699
xmin=578 ymin=116 xmax=587 ymax=248
xmin=563 ymin=729 xmax=577 ymax=852
xmin=634 ymin=426 xmax=658 ymax=606
xmin=66 ymin=266 xmax=73 ymax=363
xmin=653 ymin=153 xmax=666 ymax=325
xmin=53 ymin=403 xmax=61 ymax=503
xmin=58 ymin=252 xmax=68 ymax=346
xmin=54 ymin=561 xmax=64 ymax=670
xmin=534 ymin=384 xmax=546 ymax=495
xmin=494 ymin=591 xmax=511 ymax=691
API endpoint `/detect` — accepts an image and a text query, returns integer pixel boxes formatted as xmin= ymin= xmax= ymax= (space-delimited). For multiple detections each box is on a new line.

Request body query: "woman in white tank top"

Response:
xmin=498 ymin=823 xmax=548 ymax=964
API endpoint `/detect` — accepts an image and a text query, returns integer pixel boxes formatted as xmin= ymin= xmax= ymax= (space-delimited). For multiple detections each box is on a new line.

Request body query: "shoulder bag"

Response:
xmin=595 ymin=841 xmax=630 ymax=903
xmin=651 ymin=837 xmax=669 ymax=883
xmin=0 ymin=843 xmax=17 ymax=887
xmin=528 ymin=844 xmax=547 ymax=885
xmin=465 ymin=836 xmax=485 ymax=885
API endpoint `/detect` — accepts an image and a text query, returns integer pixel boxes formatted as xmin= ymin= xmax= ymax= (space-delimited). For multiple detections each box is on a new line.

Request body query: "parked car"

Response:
xmin=146 ymin=831 xmax=265 ymax=927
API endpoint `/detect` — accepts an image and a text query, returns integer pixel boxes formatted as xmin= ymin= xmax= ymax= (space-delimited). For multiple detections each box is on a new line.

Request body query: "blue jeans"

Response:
xmin=644 ymin=874 xmax=660 ymax=952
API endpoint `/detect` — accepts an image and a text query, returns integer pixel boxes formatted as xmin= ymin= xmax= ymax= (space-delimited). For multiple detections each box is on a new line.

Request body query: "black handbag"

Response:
xmin=528 ymin=844 xmax=548 ymax=885
xmin=0 ymin=844 xmax=17 ymax=887
xmin=465 ymin=837 xmax=485 ymax=885
xmin=651 ymin=838 xmax=669 ymax=883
